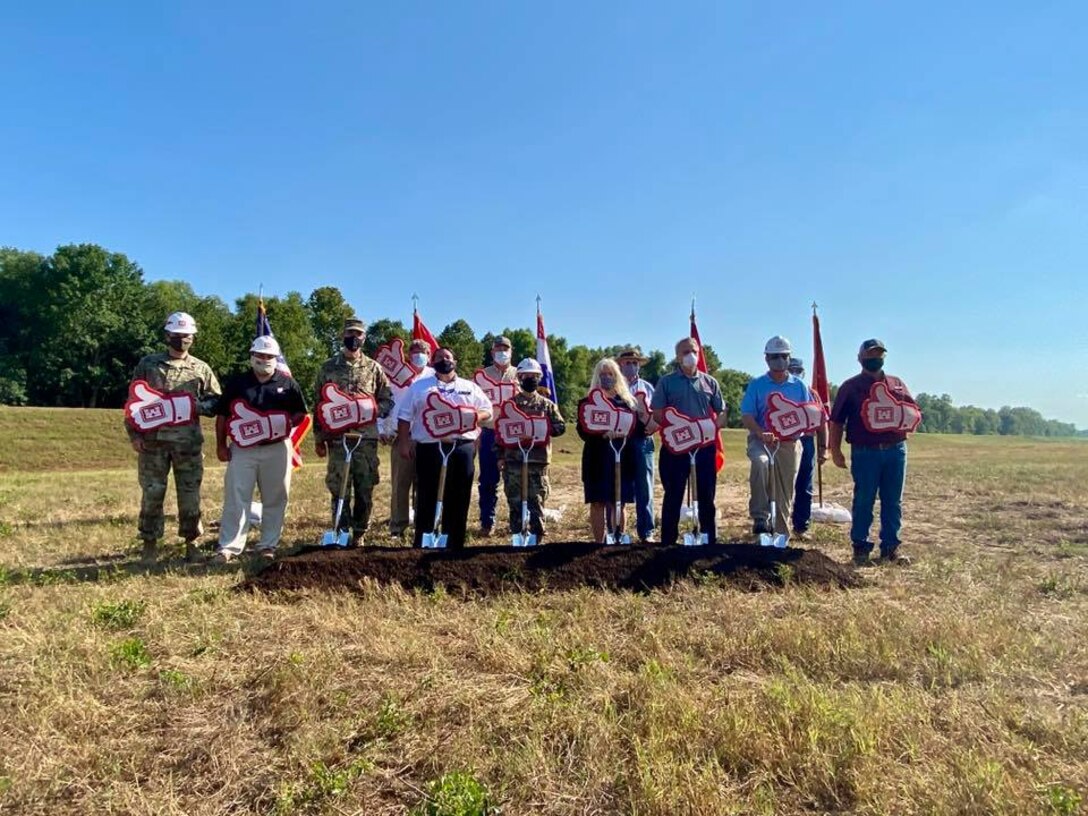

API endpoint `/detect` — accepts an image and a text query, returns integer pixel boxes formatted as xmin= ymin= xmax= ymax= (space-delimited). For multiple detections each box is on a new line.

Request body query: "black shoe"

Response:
xmin=852 ymin=550 xmax=874 ymax=567
xmin=878 ymin=550 xmax=911 ymax=566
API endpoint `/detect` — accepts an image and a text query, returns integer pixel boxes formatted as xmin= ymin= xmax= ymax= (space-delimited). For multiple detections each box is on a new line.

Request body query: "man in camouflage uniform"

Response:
xmin=497 ymin=358 xmax=565 ymax=542
xmin=313 ymin=318 xmax=393 ymax=546
xmin=126 ymin=311 xmax=221 ymax=563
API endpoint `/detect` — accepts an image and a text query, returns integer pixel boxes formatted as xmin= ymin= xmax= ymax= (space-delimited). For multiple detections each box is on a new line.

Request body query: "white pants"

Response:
xmin=218 ymin=440 xmax=292 ymax=554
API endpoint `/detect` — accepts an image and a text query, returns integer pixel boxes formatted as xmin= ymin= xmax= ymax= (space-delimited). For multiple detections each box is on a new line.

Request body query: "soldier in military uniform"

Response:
xmin=125 ymin=311 xmax=221 ymax=563
xmin=313 ymin=318 xmax=393 ymax=546
xmin=497 ymin=359 xmax=566 ymax=542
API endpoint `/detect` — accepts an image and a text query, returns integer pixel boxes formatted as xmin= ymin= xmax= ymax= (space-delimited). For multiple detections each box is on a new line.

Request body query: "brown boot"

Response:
xmin=185 ymin=540 xmax=205 ymax=564
xmin=141 ymin=540 xmax=158 ymax=564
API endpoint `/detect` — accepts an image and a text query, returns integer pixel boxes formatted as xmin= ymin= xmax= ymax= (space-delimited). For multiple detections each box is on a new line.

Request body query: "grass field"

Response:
xmin=0 ymin=406 xmax=1085 ymax=815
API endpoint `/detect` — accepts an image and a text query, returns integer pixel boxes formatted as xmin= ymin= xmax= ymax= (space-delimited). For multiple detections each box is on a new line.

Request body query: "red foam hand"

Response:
xmin=473 ymin=369 xmax=516 ymax=408
xmin=422 ymin=392 xmax=478 ymax=439
xmin=375 ymin=338 xmax=418 ymax=389
xmin=317 ymin=382 xmax=377 ymax=433
xmin=765 ymin=392 xmax=826 ymax=441
xmin=125 ymin=380 xmax=195 ymax=432
xmin=635 ymin=391 xmax=652 ymax=422
xmin=659 ymin=407 xmax=718 ymax=454
xmin=495 ymin=400 xmax=550 ymax=447
xmin=228 ymin=400 xmax=290 ymax=447
xmin=578 ymin=389 xmax=635 ymax=437
xmin=862 ymin=381 xmax=922 ymax=433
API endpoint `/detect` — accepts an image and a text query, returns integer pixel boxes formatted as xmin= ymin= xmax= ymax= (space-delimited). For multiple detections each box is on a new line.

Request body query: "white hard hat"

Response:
xmin=516 ymin=358 xmax=543 ymax=376
xmin=164 ymin=312 xmax=198 ymax=335
xmin=250 ymin=335 xmax=282 ymax=356
xmin=764 ymin=335 xmax=792 ymax=355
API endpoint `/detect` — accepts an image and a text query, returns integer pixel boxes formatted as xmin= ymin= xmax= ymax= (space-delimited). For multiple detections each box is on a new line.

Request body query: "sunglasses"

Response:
xmin=767 ymin=353 xmax=789 ymax=360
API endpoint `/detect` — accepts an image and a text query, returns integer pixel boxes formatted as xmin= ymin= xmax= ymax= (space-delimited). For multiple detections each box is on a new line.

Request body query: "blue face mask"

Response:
xmin=599 ymin=375 xmax=615 ymax=390
xmin=862 ymin=358 xmax=884 ymax=373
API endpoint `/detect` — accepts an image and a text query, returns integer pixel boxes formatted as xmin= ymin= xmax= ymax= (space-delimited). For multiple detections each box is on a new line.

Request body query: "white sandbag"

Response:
xmin=811 ymin=502 xmax=852 ymax=524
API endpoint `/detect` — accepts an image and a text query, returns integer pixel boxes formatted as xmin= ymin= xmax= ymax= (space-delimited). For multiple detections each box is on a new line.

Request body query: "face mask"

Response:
xmin=252 ymin=357 xmax=276 ymax=376
xmin=681 ymin=352 xmax=698 ymax=369
xmin=343 ymin=335 xmax=362 ymax=351
xmin=621 ymin=362 xmax=639 ymax=379
xmin=599 ymin=375 xmax=616 ymax=390
xmin=167 ymin=335 xmax=192 ymax=352
xmin=493 ymin=350 xmax=511 ymax=365
xmin=410 ymin=353 xmax=428 ymax=369
xmin=768 ymin=357 xmax=789 ymax=372
xmin=788 ymin=369 xmax=804 ymax=378
xmin=862 ymin=357 xmax=884 ymax=373
xmin=434 ymin=360 xmax=455 ymax=375
xmin=520 ymin=377 xmax=540 ymax=392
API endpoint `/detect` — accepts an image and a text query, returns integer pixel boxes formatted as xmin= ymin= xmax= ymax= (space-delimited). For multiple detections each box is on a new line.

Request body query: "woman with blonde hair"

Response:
xmin=576 ymin=358 xmax=646 ymax=542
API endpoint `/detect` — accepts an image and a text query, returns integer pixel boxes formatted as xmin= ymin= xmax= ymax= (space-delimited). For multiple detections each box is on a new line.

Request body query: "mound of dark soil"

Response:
xmin=242 ymin=542 xmax=858 ymax=595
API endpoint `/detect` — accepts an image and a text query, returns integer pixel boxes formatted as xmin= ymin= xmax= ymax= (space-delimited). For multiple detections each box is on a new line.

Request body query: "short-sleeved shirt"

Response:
xmin=650 ymin=369 xmax=724 ymax=418
xmin=830 ymin=372 xmax=917 ymax=447
xmin=127 ymin=352 xmax=221 ymax=445
xmin=740 ymin=373 xmax=813 ymax=431
xmin=397 ymin=374 xmax=492 ymax=443
xmin=379 ymin=366 xmax=434 ymax=437
xmin=217 ymin=370 xmax=308 ymax=433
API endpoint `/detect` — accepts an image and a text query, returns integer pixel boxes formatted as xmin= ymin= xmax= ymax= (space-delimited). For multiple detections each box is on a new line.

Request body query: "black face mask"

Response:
xmin=434 ymin=360 xmax=455 ymax=375
xmin=520 ymin=377 xmax=540 ymax=392
xmin=167 ymin=335 xmax=191 ymax=352
xmin=862 ymin=358 xmax=884 ymax=373
xmin=343 ymin=335 xmax=362 ymax=351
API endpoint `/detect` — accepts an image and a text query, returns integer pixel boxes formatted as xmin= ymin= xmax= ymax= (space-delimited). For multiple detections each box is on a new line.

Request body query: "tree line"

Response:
xmin=0 ymin=244 xmax=1080 ymax=437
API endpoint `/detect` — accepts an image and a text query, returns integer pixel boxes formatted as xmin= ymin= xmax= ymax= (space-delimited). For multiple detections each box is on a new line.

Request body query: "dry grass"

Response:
xmin=0 ymin=407 xmax=1086 ymax=815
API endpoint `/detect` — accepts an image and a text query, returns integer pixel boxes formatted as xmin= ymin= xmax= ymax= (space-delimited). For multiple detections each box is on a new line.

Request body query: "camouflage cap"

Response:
xmin=343 ymin=317 xmax=366 ymax=334
xmin=492 ymin=335 xmax=512 ymax=349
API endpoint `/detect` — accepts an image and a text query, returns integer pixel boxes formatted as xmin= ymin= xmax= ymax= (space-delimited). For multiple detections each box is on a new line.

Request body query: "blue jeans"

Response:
xmin=849 ymin=442 xmax=907 ymax=556
xmin=625 ymin=437 xmax=656 ymax=540
xmin=792 ymin=435 xmax=815 ymax=533
xmin=477 ymin=428 xmax=500 ymax=529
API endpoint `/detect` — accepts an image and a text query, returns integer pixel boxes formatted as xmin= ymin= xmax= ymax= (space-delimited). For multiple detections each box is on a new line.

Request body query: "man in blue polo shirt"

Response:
xmin=740 ymin=336 xmax=815 ymax=539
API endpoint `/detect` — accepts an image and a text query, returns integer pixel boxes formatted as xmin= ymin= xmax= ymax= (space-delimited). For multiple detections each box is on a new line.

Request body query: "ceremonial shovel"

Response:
xmin=760 ymin=441 xmax=789 ymax=548
xmin=422 ymin=441 xmax=455 ymax=549
xmin=605 ymin=435 xmax=631 ymax=545
xmin=322 ymin=433 xmax=362 ymax=548
xmin=511 ymin=438 xmax=537 ymax=547
xmin=683 ymin=451 xmax=708 ymax=546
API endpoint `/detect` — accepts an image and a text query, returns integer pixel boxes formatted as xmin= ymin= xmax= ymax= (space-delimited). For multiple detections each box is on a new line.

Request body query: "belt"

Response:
xmin=417 ymin=437 xmax=476 ymax=446
xmin=853 ymin=441 xmax=903 ymax=451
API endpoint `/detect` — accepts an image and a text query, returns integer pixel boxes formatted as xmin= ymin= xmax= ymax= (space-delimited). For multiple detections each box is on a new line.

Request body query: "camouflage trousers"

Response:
xmin=325 ymin=438 xmax=380 ymax=535
xmin=502 ymin=461 xmax=551 ymax=539
xmin=138 ymin=439 xmax=204 ymax=542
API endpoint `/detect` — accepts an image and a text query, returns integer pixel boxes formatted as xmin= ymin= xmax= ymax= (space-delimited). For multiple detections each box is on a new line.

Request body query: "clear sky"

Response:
xmin=3 ymin=2 xmax=1086 ymax=426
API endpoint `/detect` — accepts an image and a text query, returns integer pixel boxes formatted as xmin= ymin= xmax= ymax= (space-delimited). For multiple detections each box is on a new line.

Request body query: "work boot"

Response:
xmin=350 ymin=533 xmax=365 ymax=549
xmin=852 ymin=550 xmax=874 ymax=568
xmin=879 ymin=550 xmax=912 ymax=567
xmin=185 ymin=540 xmax=205 ymax=564
xmin=752 ymin=521 xmax=772 ymax=536
xmin=141 ymin=539 xmax=158 ymax=564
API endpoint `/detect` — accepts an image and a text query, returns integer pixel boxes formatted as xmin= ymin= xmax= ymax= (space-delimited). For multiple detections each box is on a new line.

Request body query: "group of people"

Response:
xmin=125 ymin=312 xmax=920 ymax=567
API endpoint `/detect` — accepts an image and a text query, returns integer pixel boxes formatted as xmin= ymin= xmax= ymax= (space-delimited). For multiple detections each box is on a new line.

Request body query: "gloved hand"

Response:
xmin=579 ymin=389 xmax=635 ymax=437
xmin=375 ymin=338 xmax=418 ymax=389
xmin=495 ymin=400 xmax=550 ymax=447
xmin=422 ymin=392 xmax=478 ymax=439
xmin=659 ymin=407 xmax=717 ymax=454
xmin=862 ymin=381 xmax=922 ymax=433
xmin=317 ymin=383 xmax=378 ymax=433
xmin=473 ymin=369 xmax=516 ymax=408
xmin=765 ymin=392 xmax=826 ymax=441
xmin=228 ymin=401 xmax=290 ymax=447
xmin=125 ymin=380 xmax=196 ymax=431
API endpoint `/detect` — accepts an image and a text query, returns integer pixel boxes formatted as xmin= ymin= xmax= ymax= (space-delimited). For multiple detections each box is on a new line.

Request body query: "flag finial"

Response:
xmin=411 ymin=293 xmax=419 ymax=313
xmin=812 ymin=300 xmax=818 ymax=315
xmin=536 ymin=294 xmax=542 ymax=314
xmin=690 ymin=294 xmax=696 ymax=321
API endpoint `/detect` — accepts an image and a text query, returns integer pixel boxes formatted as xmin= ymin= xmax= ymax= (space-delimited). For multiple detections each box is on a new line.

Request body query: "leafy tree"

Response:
xmin=308 ymin=286 xmax=356 ymax=356
xmin=715 ymin=368 xmax=753 ymax=428
xmin=364 ymin=318 xmax=411 ymax=357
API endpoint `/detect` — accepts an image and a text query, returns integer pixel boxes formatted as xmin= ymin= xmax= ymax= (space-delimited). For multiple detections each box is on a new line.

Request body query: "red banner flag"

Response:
xmin=412 ymin=307 xmax=439 ymax=355
xmin=690 ymin=303 xmax=725 ymax=472
xmin=811 ymin=309 xmax=830 ymax=413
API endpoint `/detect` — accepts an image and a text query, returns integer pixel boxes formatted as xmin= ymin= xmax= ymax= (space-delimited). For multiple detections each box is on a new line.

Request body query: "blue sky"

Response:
xmin=3 ymin=2 xmax=1086 ymax=426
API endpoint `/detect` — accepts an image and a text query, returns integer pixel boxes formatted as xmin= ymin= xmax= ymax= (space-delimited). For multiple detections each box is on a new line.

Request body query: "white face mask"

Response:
xmin=410 ymin=353 xmax=428 ymax=369
xmin=493 ymin=350 xmax=511 ymax=365
xmin=682 ymin=352 xmax=698 ymax=369
xmin=252 ymin=357 xmax=276 ymax=376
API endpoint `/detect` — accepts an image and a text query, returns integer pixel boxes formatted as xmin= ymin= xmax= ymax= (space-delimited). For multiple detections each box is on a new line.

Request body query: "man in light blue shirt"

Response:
xmin=740 ymin=336 xmax=813 ymax=539
xmin=618 ymin=346 xmax=658 ymax=543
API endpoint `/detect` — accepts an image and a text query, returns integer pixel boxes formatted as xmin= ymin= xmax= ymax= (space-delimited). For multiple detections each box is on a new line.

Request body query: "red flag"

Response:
xmin=811 ymin=310 xmax=830 ymax=413
xmin=690 ymin=304 xmax=725 ymax=472
xmin=413 ymin=308 xmax=439 ymax=355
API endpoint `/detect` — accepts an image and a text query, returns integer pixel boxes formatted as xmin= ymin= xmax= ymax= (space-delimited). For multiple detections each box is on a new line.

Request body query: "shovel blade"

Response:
xmin=321 ymin=530 xmax=349 ymax=548
xmin=512 ymin=533 xmax=526 ymax=547
xmin=421 ymin=533 xmax=447 ymax=549
xmin=772 ymin=534 xmax=788 ymax=549
xmin=682 ymin=533 xmax=697 ymax=547
xmin=759 ymin=532 xmax=774 ymax=547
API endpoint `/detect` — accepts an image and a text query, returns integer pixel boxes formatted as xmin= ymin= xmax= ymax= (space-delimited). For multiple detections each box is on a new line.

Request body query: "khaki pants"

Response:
xmin=218 ymin=440 xmax=292 ymax=554
xmin=746 ymin=436 xmax=801 ymax=534
xmin=389 ymin=442 xmax=416 ymax=535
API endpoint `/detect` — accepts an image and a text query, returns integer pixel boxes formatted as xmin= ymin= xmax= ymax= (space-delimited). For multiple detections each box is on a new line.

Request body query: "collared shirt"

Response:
xmin=830 ymin=372 xmax=917 ymax=447
xmin=628 ymin=377 xmax=655 ymax=408
xmin=218 ymin=370 xmax=308 ymax=422
xmin=740 ymin=373 xmax=813 ymax=430
xmin=397 ymin=374 xmax=492 ymax=443
xmin=651 ymin=368 xmax=724 ymax=418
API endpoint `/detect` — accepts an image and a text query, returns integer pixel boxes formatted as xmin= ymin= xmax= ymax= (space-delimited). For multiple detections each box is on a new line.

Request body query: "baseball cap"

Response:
xmin=858 ymin=338 xmax=887 ymax=354
xmin=787 ymin=357 xmax=804 ymax=371
xmin=492 ymin=335 xmax=512 ymax=348
xmin=343 ymin=318 xmax=366 ymax=334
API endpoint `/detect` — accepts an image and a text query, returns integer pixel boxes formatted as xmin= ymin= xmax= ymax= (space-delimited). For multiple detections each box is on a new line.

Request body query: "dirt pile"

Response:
xmin=242 ymin=542 xmax=858 ymax=595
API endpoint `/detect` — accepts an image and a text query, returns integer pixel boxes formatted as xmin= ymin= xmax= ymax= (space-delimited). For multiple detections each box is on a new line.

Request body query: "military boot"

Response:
xmin=141 ymin=539 xmax=158 ymax=564
xmin=185 ymin=539 xmax=205 ymax=564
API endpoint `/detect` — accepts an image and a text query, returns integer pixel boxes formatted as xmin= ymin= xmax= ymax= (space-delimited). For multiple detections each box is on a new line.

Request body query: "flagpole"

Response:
xmin=813 ymin=300 xmax=824 ymax=508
